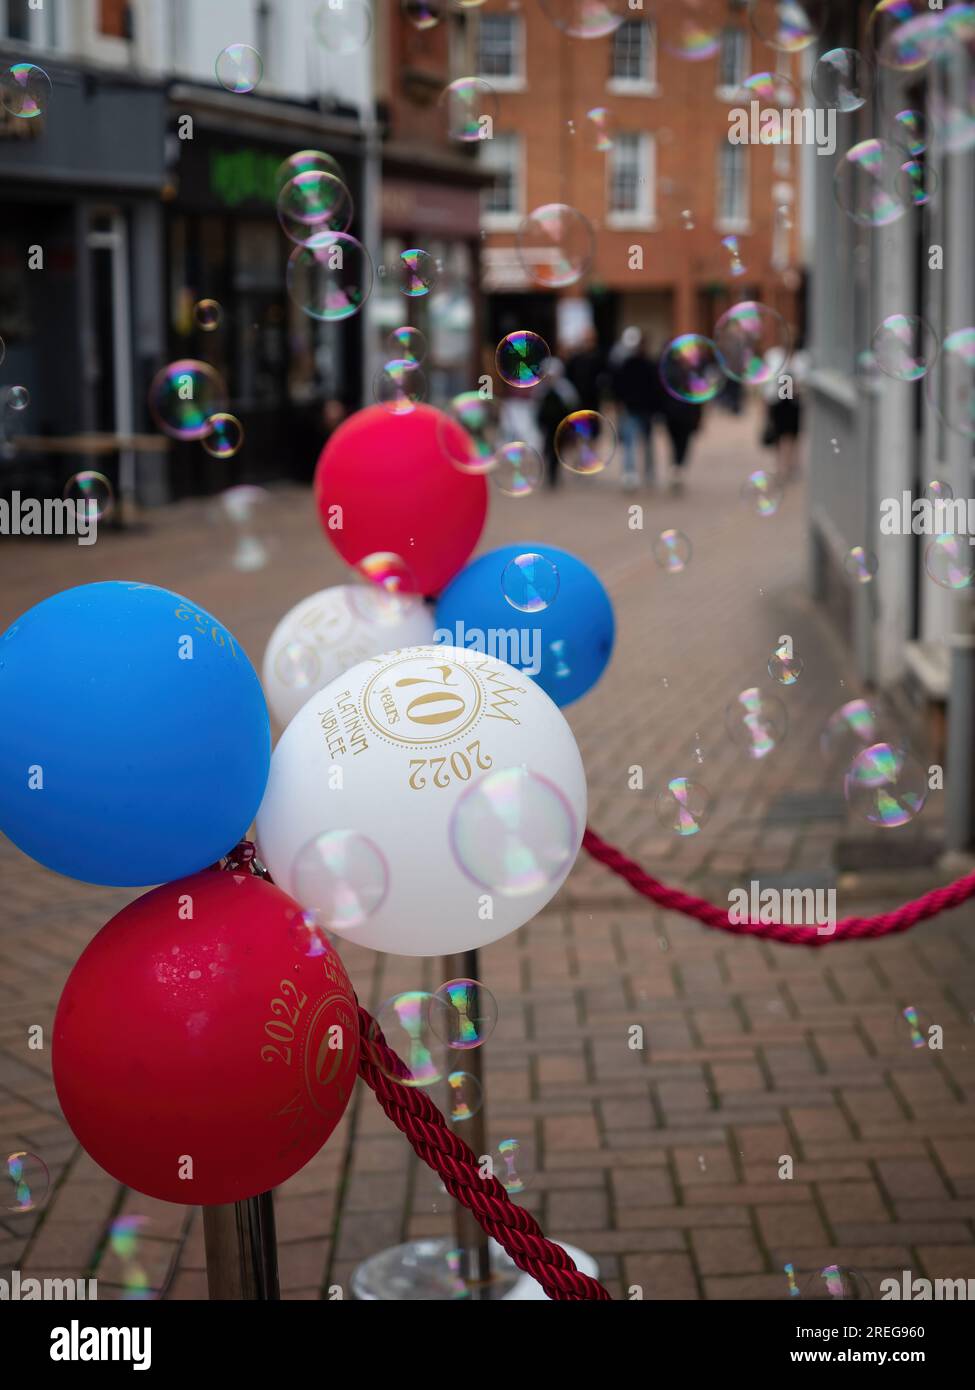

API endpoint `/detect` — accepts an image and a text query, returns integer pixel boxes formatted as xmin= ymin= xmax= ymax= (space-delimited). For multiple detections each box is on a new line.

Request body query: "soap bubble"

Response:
xmin=440 ymin=77 xmax=499 ymax=142
xmin=892 ymin=108 xmax=926 ymax=156
xmin=664 ymin=1 xmax=721 ymax=60
xmin=867 ymin=0 xmax=939 ymax=72
xmin=5 ymin=385 xmax=29 ymax=411
xmin=741 ymin=469 xmax=784 ymax=518
xmin=292 ymin=829 xmax=389 ymax=930
xmin=821 ymin=699 xmax=884 ymax=762
xmin=737 ymin=71 xmax=799 ymax=111
xmin=844 ymin=742 xmax=928 ymax=828
xmin=516 ymin=203 xmax=595 ymax=290
xmin=653 ymin=528 xmax=692 ymax=573
xmin=833 ymin=139 xmax=905 ymax=227
xmin=844 ymin=546 xmax=879 ymax=584
xmin=654 ymin=777 xmax=711 ymax=837
xmin=925 ymin=328 xmax=975 ymax=438
xmin=492 ymin=441 xmax=544 ymax=497
xmin=64 ymin=471 xmax=115 ymax=521
xmin=714 ymin=302 xmax=792 ymax=385
xmin=287 ymin=232 xmax=373 ymax=321
xmin=194 ymin=299 xmax=222 ymax=331
xmin=537 ymin=0 xmax=628 ymax=39
xmin=202 ymin=413 xmax=245 ymax=460
xmin=373 ymin=358 xmax=426 ymax=415
xmin=365 ymin=992 xmax=442 ymax=1087
xmin=428 ymin=979 xmax=498 ymax=1050
xmin=277 ymin=171 xmax=353 ymax=244
xmin=924 ymin=534 xmax=975 ymax=590
xmin=450 ymin=768 xmax=578 ymax=896
xmin=555 ymin=410 xmax=616 ymax=474
xmin=403 ymin=0 xmax=443 ymax=30
xmin=872 ymin=314 xmax=938 ymax=382
xmin=315 ymin=0 xmax=372 ymax=52
xmin=659 ymin=334 xmax=724 ymax=403
xmin=276 ymin=149 xmax=345 ymax=190
xmin=387 ymin=325 xmax=427 ymax=364
xmin=811 ymin=47 xmax=872 ymax=112
xmin=398 ymin=247 xmax=439 ymax=297
xmin=802 ymin=1266 xmax=873 ymax=1300
xmin=438 ymin=391 xmax=501 ymax=474
xmin=496 ymin=330 xmax=550 ymax=388
xmin=148 ymin=360 xmax=228 ymax=441
xmin=4 ymin=1152 xmax=49 ymax=1213
xmin=0 ymin=62 xmax=52 ymax=118
xmin=501 ymin=553 xmax=560 ymax=613
xmin=768 ymin=646 xmax=803 ymax=684
xmin=215 ymin=43 xmax=263 ymax=93
xmin=726 ymin=687 xmax=788 ymax=760
xmin=749 ymin=0 xmax=826 ymax=52
xmin=896 ymin=158 xmax=937 ymax=208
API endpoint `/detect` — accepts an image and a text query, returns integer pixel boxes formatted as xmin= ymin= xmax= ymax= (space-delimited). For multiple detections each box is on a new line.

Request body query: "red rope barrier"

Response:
xmin=582 ymin=826 xmax=975 ymax=946
xmin=356 ymin=1003 xmax=612 ymax=1301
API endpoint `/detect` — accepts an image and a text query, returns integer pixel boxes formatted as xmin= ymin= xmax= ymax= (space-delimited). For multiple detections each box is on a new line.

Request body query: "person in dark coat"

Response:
xmin=610 ymin=327 xmax=658 ymax=490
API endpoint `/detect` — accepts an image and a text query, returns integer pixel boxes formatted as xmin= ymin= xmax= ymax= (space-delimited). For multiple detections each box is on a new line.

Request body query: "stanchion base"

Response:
xmin=351 ymin=1237 xmax=599 ymax=1301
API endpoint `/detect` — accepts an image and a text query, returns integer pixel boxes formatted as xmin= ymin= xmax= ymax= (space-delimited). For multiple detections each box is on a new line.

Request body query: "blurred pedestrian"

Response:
xmin=536 ymin=357 xmax=579 ymax=488
xmin=660 ymin=391 xmax=702 ymax=493
xmin=565 ymin=329 xmax=605 ymax=415
xmin=761 ymin=337 xmax=809 ymax=484
xmin=610 ymin=327 xmax=657 ymax=491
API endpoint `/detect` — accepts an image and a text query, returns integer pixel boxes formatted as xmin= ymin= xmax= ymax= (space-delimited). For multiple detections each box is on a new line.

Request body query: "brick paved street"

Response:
xmin=2 ymin=406 xmax=974 ymax=1300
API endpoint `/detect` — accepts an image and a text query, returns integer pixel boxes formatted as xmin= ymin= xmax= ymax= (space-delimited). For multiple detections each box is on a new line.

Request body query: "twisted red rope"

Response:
xmin=355 ymin=1003 xmax=611 ymax=1301
xmin=582 ymin=826 xmax=975 ymax=946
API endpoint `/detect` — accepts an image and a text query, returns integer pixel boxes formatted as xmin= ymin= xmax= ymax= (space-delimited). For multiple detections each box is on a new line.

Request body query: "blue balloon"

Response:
xmin=0 ymin=582 xmax=270 ymax=887
xmin=434 ymin=544 xmax=615 ymax=706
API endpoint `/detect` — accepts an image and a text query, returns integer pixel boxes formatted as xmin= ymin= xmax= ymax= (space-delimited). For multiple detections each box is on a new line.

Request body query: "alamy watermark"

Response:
xmin=0 ymin=492 xmax=98 ymax=545
xmin=1 ymin=1269 xmax=97 ymax=1299
xmin=881 ymin=491 xmax=975 ymax=536
xmin=434 ymin=620 xmax=541 ymax=676
xmin=728 ymin=101 xmax=836 ymax=156
xmin=729 ymin=881 xmax=837 ymax=935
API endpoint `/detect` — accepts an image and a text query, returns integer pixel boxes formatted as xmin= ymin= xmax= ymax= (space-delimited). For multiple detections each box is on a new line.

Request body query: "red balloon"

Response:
xmin=53 ymin=871 xmax=359 ymax=1205
xmin=314 ymin=403 xmax=488 ymax=595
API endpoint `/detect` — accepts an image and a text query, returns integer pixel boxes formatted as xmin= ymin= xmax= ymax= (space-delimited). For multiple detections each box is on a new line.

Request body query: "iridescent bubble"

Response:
xmin=438 ymin=391 xmax=501 ymax=474
xmin=275 ymin=149 xmax=345 ymax=190
xmin=554 ymin=410 xmax=616 ymax=474
xmin=492 ymin=440 xmax=544 ymax=497
xmin=586 ymin=105 xmax=613 ymax=152
xmin=215 ymin=43 xmax=263 ymax=94
xmin=768 ymin=646 xmax=804 ymax=684
xmin=516 ymin=203 xmax=595 ymax=290
xmin=659 ymin=335 xmax=724 ymax=404
xmin=924 ymin=479 xmax=954 ymax=503
xmin=292 ymin=829 xmax=389 ymax=930
xmin=811 ymin=47 xmax=872 ymax=112
xmin=664 ymin=1 xmax=721 ymax=60
xmin=63 ymin=471 xmax=115 ymax=522
xmin=537 ymin=0 xmax=628 ymax=39
xmin=0 ymin=62 xmax=52 ymax=119
xmin=741 ymin=469 xmax=784 ymax=517
xmin=750 ymin=0 xmax=826 ymax=52
xmin=373 ymin=358 xmax=426 ymax=415
xmin=355 ymin=552 xmax=419 ymax=595
xmin=925 ymin=328 xmax=975 ymax=439
xmin=274 ymin=640 xmax=321 ymax=693
xmin=449 ymin=767 xmax=577 ymax=896
xmin=654 ymin=777 xmax=711 ymax=837
xmin=366 ymin=992 xmax=442 ymax=1088
xmin=494 ymin=1137 xmax=532 ymax=1195
xmin=107 ymin=1215 xmax=154 ymax=1301
xmin=148 ymin=360 xmax=228 ymax=441
xmin=802 ymin=1266 xmax=873 ymax=1300
xmin=315 ymin=0 xmax=372 ymax=52
xmin=844 ymin=545 xmax=879 ymax=584
xmin=653 ymin=528 xmax=693 ymax=573
xmin=440 ymin=77 xmax=499 ymax=142
xmin=893 ymin=108 xmax=926 ymax=156
xmin=202 ymin=413 xmax=245 ymax=460
xmin=929 ymin=82 xmax=975 ymax=156
xmin=501 ymin=552 xmax=560 ymax=613
xmin=924 ymin=534 xmax=975 ymax=590
xmin=726 ymin=687 xmax=788 ymax=760
xmin=496 ymin=330 xmax=550 ymax=389
xmin=722 ymin=235 xmax=746 ymax=278
xmin=398 ymin=247 xmax=438 ymax=298
xmin=387 ymin=325 xmax=427 ymax=364
xmin=428 ymin=979 xmax=498 ymax=1050
xmin=5 ymin=385 xmax=29 ymax=411
xmin=872 ymin=314 xmax=938 ymax=382
xmin=867 ymin=0 xmax=938 ymax=71
xmin=714 ymin=302 xmax=792 ymax=385
xmin=896 ymin=158 xmax=937 ymax=208
xmin=194 ymin=298 xmax=222 ymax=332
xmin=4 ymin=1151 xmax=49 ymax=1214
xmin=277 ymin=171 xmax=353 ymax=245
xmin=402 ymin=0 xmax=443 ymax=29
xmin=737 ymin=71 xmax=800 ymax=110
xmin=833 ymin=139 xmax=905 ymax=227
xmin=287 ymin=231 xmax=374 ymax=321
xmin=287 ymin=907 xmax=331 ymax=959
xmin=444 ymin=1070 xmax=483 ymax=1123
xmin=821 ymin=698 xmax=884 ymax=761
xmin=844 ymin=742 xmax=927 ymax=828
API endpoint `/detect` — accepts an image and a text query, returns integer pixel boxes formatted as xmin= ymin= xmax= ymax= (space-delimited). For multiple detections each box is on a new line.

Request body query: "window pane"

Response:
xmin=99 ymin=0 xmax=129 ymax=38
xmin=612 ymin=20 xmax=646 ymax=81
xmin=719 ymin=29 xmax=745 ymax=88
xmin=611 ymin=134 xmax=641 ymax=213
xmin=481 ymin=135 xmax=517 ymax=214
xmin=5 ymin=0 xmax=30 ymax=40
xmin=478 ymin=15 xmax=515 ymax=79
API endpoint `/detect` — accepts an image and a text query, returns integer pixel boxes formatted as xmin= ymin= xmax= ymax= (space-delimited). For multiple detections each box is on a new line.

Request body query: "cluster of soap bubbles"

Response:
xmin=362 ymin=978 xmax=499 ymax=1127
xmin=820 ymin=698 xmax=929 ymax=830
xmin=147 ymin=360 xmax=245 ymax=461
xmin=659 ymin=303 xmax=793 ymax=417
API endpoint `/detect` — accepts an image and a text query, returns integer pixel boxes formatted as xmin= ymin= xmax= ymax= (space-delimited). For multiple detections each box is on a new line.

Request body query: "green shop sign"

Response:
xmin=209 ymin=148 xmax=280 ymax=208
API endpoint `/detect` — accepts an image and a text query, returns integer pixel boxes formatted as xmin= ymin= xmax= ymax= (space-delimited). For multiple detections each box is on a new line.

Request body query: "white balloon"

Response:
xmin=262 ymin=585 xmax=434 ymax=726
xmin=256 ymin=645 xmax=587 ymax=956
